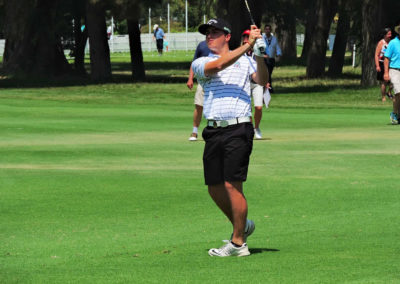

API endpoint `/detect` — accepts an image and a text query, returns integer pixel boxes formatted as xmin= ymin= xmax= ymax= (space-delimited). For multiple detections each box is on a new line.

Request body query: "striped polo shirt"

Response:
xmin=192 ymin=53 xmax=257 ymax=120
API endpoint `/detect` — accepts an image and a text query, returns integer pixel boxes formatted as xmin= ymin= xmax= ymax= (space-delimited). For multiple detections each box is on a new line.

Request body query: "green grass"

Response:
xmin=1 ymin=54 xmax=400 ymax=283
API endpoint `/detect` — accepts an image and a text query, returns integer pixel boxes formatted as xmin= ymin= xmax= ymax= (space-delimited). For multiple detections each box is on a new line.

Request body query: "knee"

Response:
xmin=255 ymin=106 xmax=262 ymax=112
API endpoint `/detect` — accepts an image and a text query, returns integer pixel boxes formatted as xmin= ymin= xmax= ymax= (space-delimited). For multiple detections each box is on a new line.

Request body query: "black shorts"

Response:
xmin=156 ymin=39 xmax=163 ymax=50
xmin=202 ymin=122 xmax=254 ymax=185
xmin=377 ymin=61 xmax=384 ymax=81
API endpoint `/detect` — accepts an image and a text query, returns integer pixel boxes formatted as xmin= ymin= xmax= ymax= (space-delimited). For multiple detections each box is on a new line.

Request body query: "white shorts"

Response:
xmin=251 ymin=82 xmax=264 ymax=107
xmin=389 ymin=69 xmax=400 ymax=95
xmin=194 ymin=84 xmax=204 ymax=106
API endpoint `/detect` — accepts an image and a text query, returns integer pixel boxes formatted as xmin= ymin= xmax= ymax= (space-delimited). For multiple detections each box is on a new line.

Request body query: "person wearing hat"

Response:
xmin=241 ymin=29 xmax=268 ymax=139
xmin=191 ymin=18 xmax=269 ymax=257
xmin=384 ymin=23 xmax=400 ymax=124
xmin=152 ymin=24 xmax=165 ymax=55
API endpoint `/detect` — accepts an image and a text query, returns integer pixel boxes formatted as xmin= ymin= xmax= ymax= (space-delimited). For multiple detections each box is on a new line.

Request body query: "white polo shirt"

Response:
xmin=192 ymin=53 xmax=257 ymax=120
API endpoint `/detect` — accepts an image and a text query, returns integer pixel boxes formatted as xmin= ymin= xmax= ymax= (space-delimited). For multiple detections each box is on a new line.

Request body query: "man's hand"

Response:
xmin=248 ymin=25 xmax=262 ymax=47
xmin=253 ymin=39 xmax=266 ymax=57
xmin=187 ymin=78 xmax=194 ymax=90
xmin=384 ymin=73 xmax=390 ymax=82
xmin=376 ymin=66 xmax=381 ymax=72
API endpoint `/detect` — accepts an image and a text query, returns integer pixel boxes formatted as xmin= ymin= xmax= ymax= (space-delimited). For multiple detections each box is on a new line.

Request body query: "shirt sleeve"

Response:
xmin=263 ymin=35 xmax=270 ymax=56
xmin=249 ymin=56 xmax=257 ymax=75
xmin=192 ymin=56 xmax=213 ymax=81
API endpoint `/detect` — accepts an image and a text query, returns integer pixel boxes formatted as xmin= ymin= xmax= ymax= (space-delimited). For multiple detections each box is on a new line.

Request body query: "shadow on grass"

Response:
xmin=249 ymin=248 xmax=280 ymax=254
xmin=0 ymin=59 xmax=361 ymax=91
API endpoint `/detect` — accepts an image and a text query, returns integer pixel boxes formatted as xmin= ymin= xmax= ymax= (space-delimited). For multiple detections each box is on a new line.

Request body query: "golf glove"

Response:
xmin=253 ymin=38 xmax=266 ymax=57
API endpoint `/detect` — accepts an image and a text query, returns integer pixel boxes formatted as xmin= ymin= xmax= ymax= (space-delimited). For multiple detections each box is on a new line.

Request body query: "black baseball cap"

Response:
xmin=198 ymin=18 xmax=232 ymax=35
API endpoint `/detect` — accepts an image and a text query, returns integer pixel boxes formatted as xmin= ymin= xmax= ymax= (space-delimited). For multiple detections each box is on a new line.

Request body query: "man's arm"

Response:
xmin=384 ymin=57 xmax=390 ymax=82
xmin=187 ymin=65 xmax=195 ymax=89
xmin=204 ymin=44 xmax=253 ymax=76
xmin=252 ymin=57 xmax=269 ymax=86
xmin=375 ymin=41 xmax=383 ymax=71
xmin=204 ymin=25 xmax=260 ymax=76
xmin=275 ymin=38 xmax=282 ymax=57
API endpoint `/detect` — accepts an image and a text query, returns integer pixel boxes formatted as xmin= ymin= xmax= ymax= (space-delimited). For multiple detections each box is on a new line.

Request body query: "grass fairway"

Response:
xmin=1 ymin=54 xmax=400 ymax=283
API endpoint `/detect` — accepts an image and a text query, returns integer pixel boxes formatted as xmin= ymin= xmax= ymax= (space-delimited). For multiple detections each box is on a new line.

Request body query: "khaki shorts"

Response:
xmin=251 ymin=82 xmax=263 ymax=107
xmin=389 ymin=69 xmax=400 ymax=95
xmin=194 ymin=84 xmax=204 ymax=106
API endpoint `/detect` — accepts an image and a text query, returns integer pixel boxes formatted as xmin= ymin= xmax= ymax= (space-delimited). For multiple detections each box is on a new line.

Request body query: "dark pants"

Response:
xmin=156 ymin=39 xmax=163 ymax=51
xmin=202 ymin=123 xmax=254 ymax=185
xmin=264 ymin=58 xmax=275 ymax=85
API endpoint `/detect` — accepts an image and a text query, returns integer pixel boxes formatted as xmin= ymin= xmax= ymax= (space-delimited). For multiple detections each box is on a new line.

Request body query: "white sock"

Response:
xmin=192 ymin=127 xmax=198 ymax=134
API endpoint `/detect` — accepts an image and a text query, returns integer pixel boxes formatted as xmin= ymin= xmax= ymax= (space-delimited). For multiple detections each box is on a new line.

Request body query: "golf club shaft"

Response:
xmin=243 ymin=0 xmax=265 ymax=54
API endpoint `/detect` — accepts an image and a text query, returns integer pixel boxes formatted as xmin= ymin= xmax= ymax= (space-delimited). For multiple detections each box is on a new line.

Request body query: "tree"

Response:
xmin=328 ymin=0 xmax=352 ymax=76
xmin=124 ymin=0 xmax=146 ymax=80
xmin=216 ymin=0 xmax=264 ymax=49
xmin=86 ymin=0 xmax=111 ymax=81
xmin=306 ymin=0 xmax=338 ymax=78
xmin=300 ymin=1 xmax=318 ymax=61
xmin=72 ymin=0 xmax=88 ymax=75
xmin=360 ymin=0 xmax=383 ymax=86
xmin=3 ymin=0 xmax=70 ymax=76
xmin=274 ymin=0 xmax=298 ymax=60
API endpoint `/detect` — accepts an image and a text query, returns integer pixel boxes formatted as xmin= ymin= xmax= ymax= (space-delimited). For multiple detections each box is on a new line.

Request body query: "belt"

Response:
xmin=207 ymin=117 xmax=251 ymax=128
xmin=390 ymin=67 xmax=400 ymax=71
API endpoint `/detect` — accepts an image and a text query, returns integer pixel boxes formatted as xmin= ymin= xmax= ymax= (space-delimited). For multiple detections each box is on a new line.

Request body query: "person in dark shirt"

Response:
xmin=187 ymin=41 xmax=211 ymax=141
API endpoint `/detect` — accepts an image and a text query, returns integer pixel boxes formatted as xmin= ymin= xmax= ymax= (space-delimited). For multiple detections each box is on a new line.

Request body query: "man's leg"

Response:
xmin=193 ymin=105 xmax=203 ymax=128
xmin=254 ymin=106 xmax=262 ymax=129
xmin=394 ymin=93 xmax=400 ymax=116
xmin=381 ymin=83 xmax=387 ymax=102
xmin=208 ymin=181 xmax=247 ymax=245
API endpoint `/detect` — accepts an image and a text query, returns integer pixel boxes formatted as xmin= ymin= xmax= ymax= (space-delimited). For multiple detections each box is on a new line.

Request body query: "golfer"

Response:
xmin=191 ymin=18 xmax=269 ymax=257
xmin=384 ymin=23 xmax=400 ymax=124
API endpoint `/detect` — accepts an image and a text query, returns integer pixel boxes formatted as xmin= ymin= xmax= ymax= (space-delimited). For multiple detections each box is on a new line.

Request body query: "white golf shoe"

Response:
xmin=254 ymin=128 xmax=262 ymax=139
xmin=188 ymin=132 xmax=198 ymax=141
xmin=208 ymin=241 xmax=250 ymax=257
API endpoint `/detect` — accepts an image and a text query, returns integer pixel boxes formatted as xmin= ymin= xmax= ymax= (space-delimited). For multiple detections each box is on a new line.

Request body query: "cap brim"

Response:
xmin=198 ymin=24 xmax=210 ymax=35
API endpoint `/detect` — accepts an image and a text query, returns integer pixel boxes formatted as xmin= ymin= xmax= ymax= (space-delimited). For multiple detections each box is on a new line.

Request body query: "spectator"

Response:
xmin=384 ymin=22 xmax=400 ymax=124
xmin=153 ymin=24 xmax=165 ymax=56
xmin=187 ymin=41 xmax=211 ymax=141
xmin=262 ymin=24 xmax=282 ymax=93
xmin=375 ymin=27 xmax=393 ymax=102
xmin=241 ymin=29 xmax=268 ymax=139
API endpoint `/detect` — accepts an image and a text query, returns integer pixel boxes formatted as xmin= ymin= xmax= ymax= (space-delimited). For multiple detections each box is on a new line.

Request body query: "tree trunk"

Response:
xmin=72 ymin=0 xmax=87 ymax=75
xmin=306 ymin=0 xmax=338 ymax=78
xmin=275 ymin=10 xmax=297 ymax=60
xmin=128 ymin=19 xmax=145 ymax=81
xmin=3 ymin=0 xmax=70 ymax=76
xmin=361 ymin=0 xmax=383 ymax=86
xmin=328 ymin=0 xmax=351 ymax=76
xmin=300 ymin=3 xmax=318 ymax=60
xmin=86 ymin=0 xmax=111 ymax=81
xmin=73 ymin=19 xmax=88 ymax=75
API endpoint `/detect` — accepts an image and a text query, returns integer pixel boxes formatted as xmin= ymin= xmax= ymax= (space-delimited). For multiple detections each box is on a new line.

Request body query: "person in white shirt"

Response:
xmin=192 ymin=18 xmax=268 ymax=257
xmin=241 ymin=29 xmax=268 ymax=139
xmin=262 ymin=24 xmax=282 ymax=93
